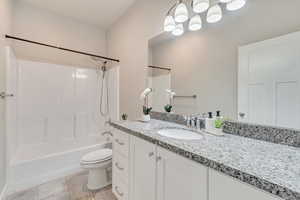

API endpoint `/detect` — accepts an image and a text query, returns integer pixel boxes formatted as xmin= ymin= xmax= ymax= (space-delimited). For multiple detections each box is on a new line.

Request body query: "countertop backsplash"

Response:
xmin=150 ymin=111 xmax=300 ymax=148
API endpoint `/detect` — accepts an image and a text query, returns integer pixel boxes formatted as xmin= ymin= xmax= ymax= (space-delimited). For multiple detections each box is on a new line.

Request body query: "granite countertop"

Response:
xmin=110 ymin=119 xmax=300 ymax=200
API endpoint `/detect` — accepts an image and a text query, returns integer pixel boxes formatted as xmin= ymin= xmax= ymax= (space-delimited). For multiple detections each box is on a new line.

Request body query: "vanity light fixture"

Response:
xmin=207 ymin=4 xmax=222 ymax=23
xmin=174 ymin=2 xmax=189 ymax=23
xmin=164 ymin=0 xmax=246 ymax=36
xmin=226 ymin=0 xmax=246 ymax=11
xmin=189 ymin=15 xmax=202 ymax=31
xmin=172 ymin=24 xmax=185 ymax=36
xmin=164 ymin=15 xmax=176 ymax=32
xmin=192 ymin=0 xmax=209 ymax=13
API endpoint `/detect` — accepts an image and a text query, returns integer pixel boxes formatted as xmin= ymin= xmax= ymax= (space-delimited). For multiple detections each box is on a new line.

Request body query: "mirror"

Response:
xmin=147 ymin=0 xmax=300 ymax=130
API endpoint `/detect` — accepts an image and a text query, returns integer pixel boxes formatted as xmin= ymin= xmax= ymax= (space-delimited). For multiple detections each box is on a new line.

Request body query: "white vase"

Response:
xmin=214 ymin=128 xmax=224 ymax=136
xmin=142 ymin=114 xmax=151 ymax=122
xmin=205 ymin=127 xmax=224 ymax=136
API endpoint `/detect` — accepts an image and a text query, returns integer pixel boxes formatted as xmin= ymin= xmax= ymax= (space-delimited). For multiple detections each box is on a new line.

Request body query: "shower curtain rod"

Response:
xmin=5 ymin=35 xmax=120 ymax=63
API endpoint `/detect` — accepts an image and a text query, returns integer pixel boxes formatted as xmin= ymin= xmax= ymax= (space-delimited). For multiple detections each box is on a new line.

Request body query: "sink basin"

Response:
xmin=157 ymin=128 xmax=203 ymax=140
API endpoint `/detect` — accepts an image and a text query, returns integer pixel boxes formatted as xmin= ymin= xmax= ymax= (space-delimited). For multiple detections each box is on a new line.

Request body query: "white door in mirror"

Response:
xmin=239 ymin=31 xmax=300 ymax=129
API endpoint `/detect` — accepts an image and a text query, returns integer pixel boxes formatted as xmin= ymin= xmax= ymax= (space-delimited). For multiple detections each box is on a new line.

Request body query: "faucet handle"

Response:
xmin=184 ymin=115 xmax=191 ymax=127
xmin=190 ymin=116 xmax=197 ymax=128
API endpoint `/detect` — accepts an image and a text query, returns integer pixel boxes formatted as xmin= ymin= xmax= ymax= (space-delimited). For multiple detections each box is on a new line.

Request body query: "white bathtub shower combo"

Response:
xmin=5 ymin=47 xmax=119 ymax=194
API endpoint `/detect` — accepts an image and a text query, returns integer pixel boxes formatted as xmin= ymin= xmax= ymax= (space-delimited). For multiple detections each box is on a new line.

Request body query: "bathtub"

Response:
xmin=7 ymin=139 xmax=110 ymax=195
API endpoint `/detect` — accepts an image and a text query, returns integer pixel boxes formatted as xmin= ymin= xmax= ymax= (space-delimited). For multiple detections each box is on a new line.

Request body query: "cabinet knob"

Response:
xmin=148 ymin=152 xmax=154 ymax=157
xmin=115 ymin=139 xmax=125 ymax=146
xmin=239 ymin=112 xmax=246 ymax=118
xmin=156 ymin=156 xmax=162 ymax=162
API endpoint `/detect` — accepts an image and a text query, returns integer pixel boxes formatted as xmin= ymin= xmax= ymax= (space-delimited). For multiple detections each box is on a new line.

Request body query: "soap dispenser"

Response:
xmin=214 ymin=111 xmax=225 ymax=136
xmin=216 ymin=111 xmax=223 ymax=119
xmin=205 ymin=111 xmax=224 ymax=136
xmin=205 ymin=112 xmax=215 ymax=133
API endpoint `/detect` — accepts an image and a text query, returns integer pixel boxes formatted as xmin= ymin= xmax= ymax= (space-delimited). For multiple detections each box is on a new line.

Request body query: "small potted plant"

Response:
xmin=143 ymin=106 xmax=152 ymax=121
xmin=121 ymin=113 xmax=128 ymax=121
xmin=140 ymin=88 xmax=153 ymax=122
xmin=164 ymin=104 xmax=173 ymax=113
xmin=164 ymin=89 xmax=176 ymax=113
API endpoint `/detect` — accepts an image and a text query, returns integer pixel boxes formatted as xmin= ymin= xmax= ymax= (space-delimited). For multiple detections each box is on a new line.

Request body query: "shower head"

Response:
xmin=91 ymin=56 xmax=108 ymax=66
xmin=92 ymin=56 xmax=109 ymax=75
xmin=101 ymin=61 xmax=108 ymax=72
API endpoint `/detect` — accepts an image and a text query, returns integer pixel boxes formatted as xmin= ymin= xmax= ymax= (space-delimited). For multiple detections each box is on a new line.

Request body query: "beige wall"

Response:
xmin=0 ymin=0 xmax=12 ymax=195
xmin=12 ymin=1 xmax=107 ymax=68
xmin=107 ymin=0 xmax=171 ymax=119
xmin=108 ymin=0 xmax=300 ymax=119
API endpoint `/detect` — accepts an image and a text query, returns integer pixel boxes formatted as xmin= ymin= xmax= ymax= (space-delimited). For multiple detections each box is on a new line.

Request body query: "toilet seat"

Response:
xmin=81 ymin=149 xmax=112 ymax=165
xmin=81 ymin=157 xmax=111 ymax=164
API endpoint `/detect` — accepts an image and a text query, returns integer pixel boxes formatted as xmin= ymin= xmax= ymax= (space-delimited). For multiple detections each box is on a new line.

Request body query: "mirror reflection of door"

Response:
xmin=147 ymin=66 xmax=171 ymax=112
xmin=239 ymin=31 xmax=300 ymax=129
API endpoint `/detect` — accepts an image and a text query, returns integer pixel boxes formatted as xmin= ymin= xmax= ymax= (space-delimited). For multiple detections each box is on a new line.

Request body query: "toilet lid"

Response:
xmin=81 ymin=149 xmax=112 ymax=163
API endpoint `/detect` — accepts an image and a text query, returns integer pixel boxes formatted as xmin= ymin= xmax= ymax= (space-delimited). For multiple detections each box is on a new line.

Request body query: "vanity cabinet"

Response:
xmin=129 ymin=136 xmax=207 ymax=200
xmin=112 ymin=129 xmax=130 ymax=200
xmin=209 ymin=169 xmax=281 ymax=200
xmin=156 ymin=147 xmax=208 ymax=200
xmin=130 ymin=136 xmax=157 ymax=200
xmin=112 ymin=128 xmax=283 ymax=200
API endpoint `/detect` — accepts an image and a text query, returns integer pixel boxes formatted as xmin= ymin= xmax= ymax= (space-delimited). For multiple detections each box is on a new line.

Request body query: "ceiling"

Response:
xmin=19 ymin=0 xmax=137 ymax=29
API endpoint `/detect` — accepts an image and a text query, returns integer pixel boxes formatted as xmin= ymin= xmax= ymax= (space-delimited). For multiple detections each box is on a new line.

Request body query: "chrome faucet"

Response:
xmin=191 ymin=116 xmax=197 ymax=129
xmin=185 ymin=115 xmax=191 ymax=127
xmin=185 ymin=115 xmax=197 ymax=129
xmin=185 ymin=114 xmax=206 ymax=130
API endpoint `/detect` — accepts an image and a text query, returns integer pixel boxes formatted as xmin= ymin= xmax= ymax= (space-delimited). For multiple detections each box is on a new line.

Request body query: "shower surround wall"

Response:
xmin=5 ymin=48 xmax=119 ymax=193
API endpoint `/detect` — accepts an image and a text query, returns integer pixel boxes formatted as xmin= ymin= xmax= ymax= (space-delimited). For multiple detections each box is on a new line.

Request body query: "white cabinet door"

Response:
xmin=238 ymin=31 xmax=300 ymax=129
xmin=130 ymin=136 xmax=157 ymax=200
xmin=209 ymin=169 xmax=282 ymax=200
xmin=157 ymin=147 xmax=208 ymax=200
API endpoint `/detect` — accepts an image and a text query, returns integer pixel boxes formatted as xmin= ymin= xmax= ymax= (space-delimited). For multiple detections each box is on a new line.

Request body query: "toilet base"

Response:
xmin=87 ymin=167 xmax=111 ymax=190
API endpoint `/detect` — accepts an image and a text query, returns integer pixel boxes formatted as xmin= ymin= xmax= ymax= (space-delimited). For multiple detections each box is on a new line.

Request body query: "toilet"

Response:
xmin=80 ymin=148 xmax=112 ymax=190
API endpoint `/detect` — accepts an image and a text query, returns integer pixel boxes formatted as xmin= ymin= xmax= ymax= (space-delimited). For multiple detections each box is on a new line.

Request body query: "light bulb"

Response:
xmin=189 ymin=15 xmax=202 ymax=31
xmin=172 ymin=24 xmax=184 ymax=36
xmin=207 ymin=4 xmax=222 ymax=23
xmin=164 ymin=15 xmax=176 ymax=32
xmin=174 ymin=3 xmax=189 ymax=23
xmin=192 ymin=0 xmax=209 ymax=13
xmin=226 ymin=0 xmax=246 ymax=11
xmin=219 ymin=0 xmax=232 ymax=3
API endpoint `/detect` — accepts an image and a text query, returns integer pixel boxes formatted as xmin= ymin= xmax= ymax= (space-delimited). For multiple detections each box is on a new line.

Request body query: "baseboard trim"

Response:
xmin=0 ymin=184 xmax=7 ymax=200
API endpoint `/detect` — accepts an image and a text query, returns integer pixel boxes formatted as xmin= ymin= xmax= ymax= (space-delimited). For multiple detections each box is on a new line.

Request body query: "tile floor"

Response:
xmin=5 ymin=171 xmax=117 ymax=200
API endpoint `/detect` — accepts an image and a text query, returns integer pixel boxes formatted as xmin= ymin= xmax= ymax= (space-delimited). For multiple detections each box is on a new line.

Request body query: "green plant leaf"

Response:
xmin=143 ymin=106 xmax=152 ymax=115
xmin=164 ymin=104 xmax=173 ymax=113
